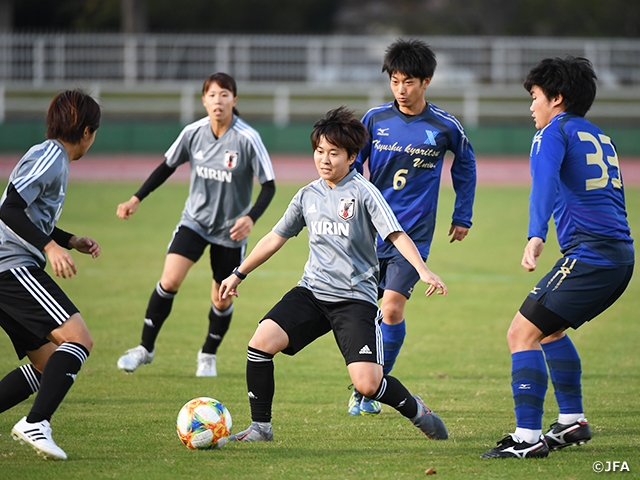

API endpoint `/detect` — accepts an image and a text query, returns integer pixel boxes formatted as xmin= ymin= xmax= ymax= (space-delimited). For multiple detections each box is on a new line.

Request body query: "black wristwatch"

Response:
xmin=232 ymin=266 xmax=247 ymax=280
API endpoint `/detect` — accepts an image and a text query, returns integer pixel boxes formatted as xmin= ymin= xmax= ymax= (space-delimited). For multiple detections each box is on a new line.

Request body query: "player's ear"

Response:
xmin=422 ymin=77 xmax=432 ymax=89
xmin=348 ymin=153 xmax=357 ymax=164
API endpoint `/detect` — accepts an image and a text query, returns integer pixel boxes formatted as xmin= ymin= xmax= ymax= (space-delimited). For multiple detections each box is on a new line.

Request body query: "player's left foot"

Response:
xmin=11 ymin=416 xmax=67 ymax=460
xmin=195 ymin=350 xmax=217 ymax=377
xmin=359 ymin=396 xmax=382 ymax=416
xmin=481 ymin=433 xmax=549 ymax=459
xmin=228 ymin=422 xmax=273 ymax=442
xmin=544 ymin=418 xmax=591 ymax=450
xmin=410 ymin=395 xmax=448 ymax=440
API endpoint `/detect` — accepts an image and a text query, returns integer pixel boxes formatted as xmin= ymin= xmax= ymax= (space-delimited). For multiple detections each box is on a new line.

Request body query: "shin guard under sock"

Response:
xmin=246 ymin=346 xmax=275 ymax=423
xmin=201 ymin=304 xmax=233 ymax=354
xmin=28 ymin=342 xmax=89 ymax=423
xmin=0 ymin=364 xmax=41 ymax=414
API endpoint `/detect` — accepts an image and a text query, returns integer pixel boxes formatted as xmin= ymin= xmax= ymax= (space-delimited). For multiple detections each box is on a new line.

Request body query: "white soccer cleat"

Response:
xmin=11 ymin=416 xmax=67 ymax=460
xmin=117 ymin=345 xmax=154 ymax=373
xmin=196 ymin=350 xmax=217 ymax=377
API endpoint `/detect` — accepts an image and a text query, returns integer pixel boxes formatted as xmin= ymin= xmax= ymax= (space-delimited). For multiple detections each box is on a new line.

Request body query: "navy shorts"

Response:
xmin=378 ymin=250 xmax=422 ymax=300
xmin=167 ymin=225 xmax=245 ymax=284
xmin=0 ymin=266 xmax=78 ymax=359
xmin=519 ymin=257 xmax=634 ymax=336
xmin=262 ymin=286 xmax=383 ymax=365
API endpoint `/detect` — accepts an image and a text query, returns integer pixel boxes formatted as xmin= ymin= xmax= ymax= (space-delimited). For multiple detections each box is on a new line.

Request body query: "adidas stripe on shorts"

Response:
xmin=0 ymin=266 xmax=78 ymax=358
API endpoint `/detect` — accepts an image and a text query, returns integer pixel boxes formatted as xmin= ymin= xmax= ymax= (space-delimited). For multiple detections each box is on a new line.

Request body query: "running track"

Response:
xmin=1 ymin=154 xmax=640 ymax=186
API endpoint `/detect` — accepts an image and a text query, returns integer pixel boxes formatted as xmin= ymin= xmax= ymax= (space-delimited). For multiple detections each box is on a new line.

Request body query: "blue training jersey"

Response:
xmin=354 ymin=101 xmax=476 ymax=259
xmin=528 ymin=112 xmax=634 ymax=267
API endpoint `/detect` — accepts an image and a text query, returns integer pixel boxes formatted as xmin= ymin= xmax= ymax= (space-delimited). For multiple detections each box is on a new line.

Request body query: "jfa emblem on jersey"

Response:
xmin=224 ymin=150 xmax=239 ymax=170
xmin=338 ymin=198 xmax=355 ymax=220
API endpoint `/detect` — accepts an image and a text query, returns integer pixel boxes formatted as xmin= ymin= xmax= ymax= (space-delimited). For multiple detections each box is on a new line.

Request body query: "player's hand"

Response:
xmin=116 ymin=196 xmax=140 ymax=219
xmin=44 ymin=240 xmax=77 ymax=279
xmin=448 ymin=224 xmax=469 ymax=243
xmin=419 ymin=269 xmax=448 ymax=297
xmin=522 ymin=237 xmax=544 ymax=272
xmin=230 ymin=215 xmax=254 ymax=242
xmin=219 ymin=274 xmax=242 ymax=300
xmin=70 ymin=236 xmax=101 ymax=258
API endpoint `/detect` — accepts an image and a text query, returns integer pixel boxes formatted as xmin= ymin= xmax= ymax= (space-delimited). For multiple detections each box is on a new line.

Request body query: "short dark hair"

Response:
xmin=382 ymin=38 xmax=437 ymax=80
xmin=523 ymin=56 xmax=597 ymax=117
xmin=202 ymin=72 xmax=240 ymax=116
xmin=310 ymin=106 xmax=368 ymax=158
xmin=46 ymin=90 xmax=101 ymax=143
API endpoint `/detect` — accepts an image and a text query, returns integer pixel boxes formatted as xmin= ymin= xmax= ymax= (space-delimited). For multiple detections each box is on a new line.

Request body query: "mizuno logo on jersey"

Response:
xmin=224 ymin=150 xmax=239 ymax=170
xmin=309 ymin=221 xmax=350 ymax=236
xmin=195 ymin=165 xmax=232 ymax=183
xmin=337 ymin=198 xmax=355 ymax=220
xmin=376 ymin=127 xmax=390 ymax=136
xmin=424 ymin=130 xmax=438 ymax=146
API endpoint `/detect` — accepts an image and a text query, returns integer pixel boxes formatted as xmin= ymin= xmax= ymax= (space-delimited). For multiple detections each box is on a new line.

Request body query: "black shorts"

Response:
xmin=263 ymin=286 xmax=383 ymax=365
xmin=167 ymin=225 xmax=245 ymax=284
xmin=0 ymin=266 xmax=78 ymax=359
xmin=519 ymin=257 xmax=634 ymax=336
xmin=378 ymin=251 xmax=421 ymax=300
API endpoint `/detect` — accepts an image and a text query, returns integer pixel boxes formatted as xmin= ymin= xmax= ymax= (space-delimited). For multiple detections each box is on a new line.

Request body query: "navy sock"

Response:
xmin=27 ymin=342 xmax=89 ymax=423
xmin=141 ymin=282 xmax=176 ymax=352
xmin=542 ymin=335 xmax=583 ymax=415
xmin=0 ymin=364 xmax=41 ymax=414
xmin=511 ymin=350 xmax=548 ymax=430
xmin=201 ymin=304 xmax=233 ymax=354
xmin=246 ymin=347 xmax=274 ymax=423
xmin=381 ymin=320 xmax=406 ymax=375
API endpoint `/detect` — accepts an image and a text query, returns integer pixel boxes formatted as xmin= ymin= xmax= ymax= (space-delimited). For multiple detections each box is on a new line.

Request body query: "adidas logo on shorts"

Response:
xmin=359 ymin=345 xmax=372 ymax=355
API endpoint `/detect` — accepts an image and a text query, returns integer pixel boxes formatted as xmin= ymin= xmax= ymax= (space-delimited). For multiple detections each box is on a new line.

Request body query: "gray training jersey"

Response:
xmin=165 ymin=115 xmax=275 ymax=248
xmin=273 ymin=169 xmax=403 ymax=305
xmin=0 ymin=140 xmax=69 ymax=272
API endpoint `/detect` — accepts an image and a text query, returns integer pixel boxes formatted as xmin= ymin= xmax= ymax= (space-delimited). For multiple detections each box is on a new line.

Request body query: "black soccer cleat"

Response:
xmin=544 ymin=418 xmax=592 ymax=450
xmin=481 ymin=434 xmax=549 ymax=459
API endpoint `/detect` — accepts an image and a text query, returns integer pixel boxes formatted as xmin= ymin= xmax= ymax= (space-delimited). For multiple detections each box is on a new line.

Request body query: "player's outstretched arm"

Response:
xmin=387 ymin=231 xmax=447 ymax=297
xmin=522 ymin=236 xmax=544 ymax=272
xmin=219 ymin=231 xmax=288 ymax=300
xmin=116 ymin=196 xmax=141 ymax=219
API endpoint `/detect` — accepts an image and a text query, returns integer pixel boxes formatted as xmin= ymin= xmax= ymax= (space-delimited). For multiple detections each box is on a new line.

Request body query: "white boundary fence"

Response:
xmin=1 ymin=34 xmax=640 ymax=126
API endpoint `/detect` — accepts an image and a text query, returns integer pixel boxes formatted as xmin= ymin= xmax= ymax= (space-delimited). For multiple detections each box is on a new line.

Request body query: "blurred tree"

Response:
xmin=9 ymin=0 xmax=640 ymax=37
xmin=335 ymin=0 xmax=640 ymax=37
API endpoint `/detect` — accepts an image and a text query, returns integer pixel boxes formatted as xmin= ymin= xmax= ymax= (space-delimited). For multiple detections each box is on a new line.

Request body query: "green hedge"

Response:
xmin=1 ymin=121 xmax=639 ymax=156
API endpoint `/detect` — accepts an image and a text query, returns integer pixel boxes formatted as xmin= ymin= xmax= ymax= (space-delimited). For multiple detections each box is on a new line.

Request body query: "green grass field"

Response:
xmin=0 ymin=181 xmax=638 ymax=479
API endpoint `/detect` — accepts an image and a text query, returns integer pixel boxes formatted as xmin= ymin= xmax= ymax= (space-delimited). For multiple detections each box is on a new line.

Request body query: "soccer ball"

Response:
xmin=176 ymin=397 xmax=232 ymax=449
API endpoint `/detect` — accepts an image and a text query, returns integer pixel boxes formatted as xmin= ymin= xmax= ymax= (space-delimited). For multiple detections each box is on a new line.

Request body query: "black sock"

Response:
xmin=27 ymin=342 xmax=89 ymax=423
xmin=201 ymin=304 xmax=233 ymax=354
xmin=0 ymin=364 xmax=41 ymax=414
xmin=246 ymin=346 xmax=274 ymax=423
xmin=372 ymin=375 xmax=418 ymax=419
xmin=140 ymin=282 xmax=176 ymax=352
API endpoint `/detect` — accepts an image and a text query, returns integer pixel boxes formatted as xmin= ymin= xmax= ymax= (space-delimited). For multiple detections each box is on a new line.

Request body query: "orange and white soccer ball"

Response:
xmin=176 ymin=397 xmax=232 ymax=449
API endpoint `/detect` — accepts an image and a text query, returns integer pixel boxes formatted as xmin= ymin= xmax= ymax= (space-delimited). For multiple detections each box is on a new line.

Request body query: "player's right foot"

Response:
xmin=481 ymin=434 xmax=549 ymax=459
xmin=348 ymin=390 xmax=362 ymax=416
xmin=410 ymin=395 xmax=448 ymax=440
xmin=11 ymin=416 xmax=67 ymax=460
xmin=117 ymin=345 xmax=154 ymax=373
xmin=544 ymin=418 xmax=591 ymax=450
xmin=228 ymin=422 xmax=273 ymax=442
